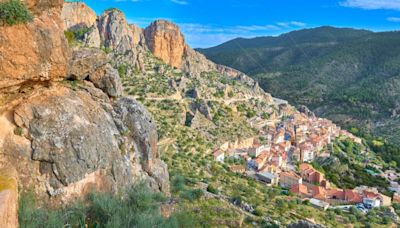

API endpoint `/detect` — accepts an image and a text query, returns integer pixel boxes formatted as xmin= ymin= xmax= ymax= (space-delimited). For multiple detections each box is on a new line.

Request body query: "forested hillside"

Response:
xmin=198 ymin=27 xmax=400 ymax=149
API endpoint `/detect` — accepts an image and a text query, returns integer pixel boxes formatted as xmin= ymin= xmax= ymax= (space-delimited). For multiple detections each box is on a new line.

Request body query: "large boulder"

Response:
xmin=113 ymin=97 xmax=170 ymax=194
xmin=69 ymin=49 xmax=122 ymax=97
xmin=69 ymin=49 xmax=108 ymax=81
xmin=61 ymin=2 xmax=97 ymax=30
xmin=13 ymin=87 xmax=122 ymax=187
xmin=144 ymin=20 xmax=186 ymax=68
xmin=0 ymin=0 xmax=70 ymax=89
xmin=6 ymin=84 xmax=169 ymax=202
xmin=89 ymin=64 xmax=123 ymax=97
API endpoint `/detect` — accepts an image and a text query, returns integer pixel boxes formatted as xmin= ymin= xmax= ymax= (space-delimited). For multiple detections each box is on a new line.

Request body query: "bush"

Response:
xmin=118 ymin=65 xmax=128 ymax=78
xmin=0 ymin=0 xmax=32 ymax=26
xmin=19 ymin=183 xmax=194 ymax=228
xmin=64 ymin=30 xmax=75 ymax=44
xmin=207 ymin=184 xmax=219 ymax=194
xmin=181 ymin=189 xmax=203 ymax=201
xmin=64 ymin=27 xmax=90 ymax=45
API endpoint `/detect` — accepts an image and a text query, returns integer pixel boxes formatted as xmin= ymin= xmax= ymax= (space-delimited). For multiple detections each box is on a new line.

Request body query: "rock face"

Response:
xmin=181 ymin=47 xmax=216 ymax=76
xmin=0 ymin=0 xmax=70 ymax=89
xmin=144 ymin=20 xmax=186 ymax=68
xmin=14 ymin=87 xmax=121 ymax=187
xmin=113 ymin=98 xmax=170 ymax=193
xmin=69 ymin=49 xmax=109 ymax=81
xmin=69 ymin=49 xmax=122 ymax=97
xmin=0 ymin=0 xmax=170 ymax=216
xmin=129 ymin=24 xmax=145 ymax=46
xmin=7 ymin=84 xmax=169 ymax=200
xmin=0 ymin=166 xmax=18 ymax=228
xmin=98 ymin=9 xmax=137 ymax=53
xmin=89 ymin=64 xmax=123 ymax=97
xmin=83 ymin=25 xmax=101 ymax=48
xmin=61 ymin=2 xmax=97 ymax=30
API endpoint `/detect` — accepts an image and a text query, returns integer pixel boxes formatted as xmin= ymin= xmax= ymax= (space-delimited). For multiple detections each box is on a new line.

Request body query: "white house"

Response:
xmin=213 ymin=149 xmax=225 ymax=163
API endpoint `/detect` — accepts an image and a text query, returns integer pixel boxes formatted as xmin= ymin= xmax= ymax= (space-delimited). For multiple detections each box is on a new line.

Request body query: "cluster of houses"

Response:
xmin=213 ymin=112 xmax=360 ymax=171
xmin=289 ymin=164 xmax=391 ymax=210
xmin=212 ymin=110 xmax=393 ymax=211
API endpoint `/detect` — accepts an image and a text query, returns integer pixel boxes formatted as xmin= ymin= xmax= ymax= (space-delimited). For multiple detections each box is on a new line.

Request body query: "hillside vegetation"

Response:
xmin=198 ymin=26 xmax=400 ymax=166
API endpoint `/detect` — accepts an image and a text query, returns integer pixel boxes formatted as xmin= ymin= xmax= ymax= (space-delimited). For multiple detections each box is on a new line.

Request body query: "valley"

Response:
xmin=0 ymin=1 xmax=399 ymax=227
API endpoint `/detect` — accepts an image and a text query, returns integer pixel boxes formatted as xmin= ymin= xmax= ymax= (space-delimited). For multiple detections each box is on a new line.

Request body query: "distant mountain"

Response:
xmin=198 ymin=26 xmax=400 ymax=144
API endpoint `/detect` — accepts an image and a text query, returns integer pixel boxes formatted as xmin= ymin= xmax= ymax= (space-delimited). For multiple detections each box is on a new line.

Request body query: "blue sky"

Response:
xmin=86 ymin=0 xmax=400 ymax=48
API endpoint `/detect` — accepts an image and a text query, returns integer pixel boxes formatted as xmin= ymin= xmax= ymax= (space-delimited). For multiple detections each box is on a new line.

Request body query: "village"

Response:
xmin=213 ymin=110 xmax=399 ymax=214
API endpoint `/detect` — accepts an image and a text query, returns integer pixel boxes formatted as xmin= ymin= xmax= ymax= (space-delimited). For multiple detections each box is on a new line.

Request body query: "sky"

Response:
xmin=85 ymin=0 xmax=400 ymax=48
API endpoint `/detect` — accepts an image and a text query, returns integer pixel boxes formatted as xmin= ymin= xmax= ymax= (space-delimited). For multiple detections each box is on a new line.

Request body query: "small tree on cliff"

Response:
xmin=0 ymin=0 xmax=32 ymax=26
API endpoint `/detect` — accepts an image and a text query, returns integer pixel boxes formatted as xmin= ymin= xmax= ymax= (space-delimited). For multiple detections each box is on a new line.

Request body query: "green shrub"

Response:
xmin=0 ymin=0 xmax=32 ymax=26
xmin=64 ymin=27 xmax=90 ymax=45
xmin=118 ymin=65 xmax=128 ymax=78
xmin=181 ymin=189 xmax=203 ymax=201
xmin=206 ymin=184 xmax=219 ymax=194
xmin=64 ymin=30 xmax=75 ymax=44
xmin=19 ymin=183 xmax=195 ymax=228
xmin=14 ymin=127 xmax=23 ymax=136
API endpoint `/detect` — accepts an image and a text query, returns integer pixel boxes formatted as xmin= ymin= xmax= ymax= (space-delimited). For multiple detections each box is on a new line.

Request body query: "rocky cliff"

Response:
xmin=61 ymin=2 xmax=96 ymax=30
xmin=0 ymin=2 xmax=170 ymax=227
xmin=0 ymin=0 xmax=69 ymax=89
xmin=144 ymin=20 xmax=186 ymax=68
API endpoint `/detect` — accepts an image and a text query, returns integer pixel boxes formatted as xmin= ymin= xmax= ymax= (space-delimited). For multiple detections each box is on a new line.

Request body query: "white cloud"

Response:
xmin=171 ymin=0 xmax=188 ymax=5
xmin=340 ymin=0 xmax=400 ymax=10
xmin=177 ymin=21 xmax=306 ymax=48
xmin=387 ymin=16 xmax=400 ymax=21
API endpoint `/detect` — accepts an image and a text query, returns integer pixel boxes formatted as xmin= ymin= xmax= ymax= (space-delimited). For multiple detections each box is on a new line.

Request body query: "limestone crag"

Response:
xmin=4 ymin=83 xmax=168 ymax=202
xmin=98 ymin=9 xmax=137 ymax=53
xmin=0 ymin=2 xmax=170 ymax=225
xmin=61 ymin=2 xmax=97 ymax=30
xmin=181 ymin=47 xmax=216 ymax=77
xmin=144 ymin=20 xmax=186 ymax=68
xmin=0 ymin=0 xmax=69 ymax=89
xmin=69 ymin=48 xmax=122 ymax=97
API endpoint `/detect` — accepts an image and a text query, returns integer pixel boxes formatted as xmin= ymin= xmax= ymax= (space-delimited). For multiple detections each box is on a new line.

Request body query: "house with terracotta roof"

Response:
xmin=290 ymin=184 xmax=310 ymax=197
xmin=280 ymin=172 xmax=302 ymax=188
xmin=363 ymin=192 xmax=381 ymax=208
xmin=213 ymin=149 xmax=224 ymax=163
xmin=311 ymin=186 xmax=327 ymax=200
xmin=299 ymin=163 xmax=325 ymax=184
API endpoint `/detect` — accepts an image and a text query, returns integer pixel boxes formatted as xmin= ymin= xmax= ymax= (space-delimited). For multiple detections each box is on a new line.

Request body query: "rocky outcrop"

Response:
xmin=129 ymin=24 xmax=145 ymax=46
xmin=98 ymin=9 xmax=137 ymax=53
xmin=89 ymin=64 xmax=122 ymax=98
xmin=4 ymin=83 xmax=169 ymax=202
xmin=0 ymin=0 xmax=169 ymax=209
xmin=144 ymin=20 xmax=186 ymax=68
xmin=287 ymin=221 xmax=326 ymax=228
xmin=69 ymin=49 xmax=122 ymax=97
xmin=61 ymin=2 xmax=97 ymax=30
xmin=189 ymin=100 xmax=212 ymax=120
xmin=0 ymin=0 xmax=70 ymax=89
xmin=83 ymin=25 xmax=101 ymax=48
xmin=69 ymin=49 xmax=109 ymax=81
xmin=113 ymin=98 xmax=170 ymax=193
xmin=181 ymin=47 xmax=216 ymax=76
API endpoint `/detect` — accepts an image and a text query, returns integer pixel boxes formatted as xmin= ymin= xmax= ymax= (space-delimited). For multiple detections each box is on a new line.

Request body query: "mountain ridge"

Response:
xmin=198 ymin=26 xmax=400 ymax=146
